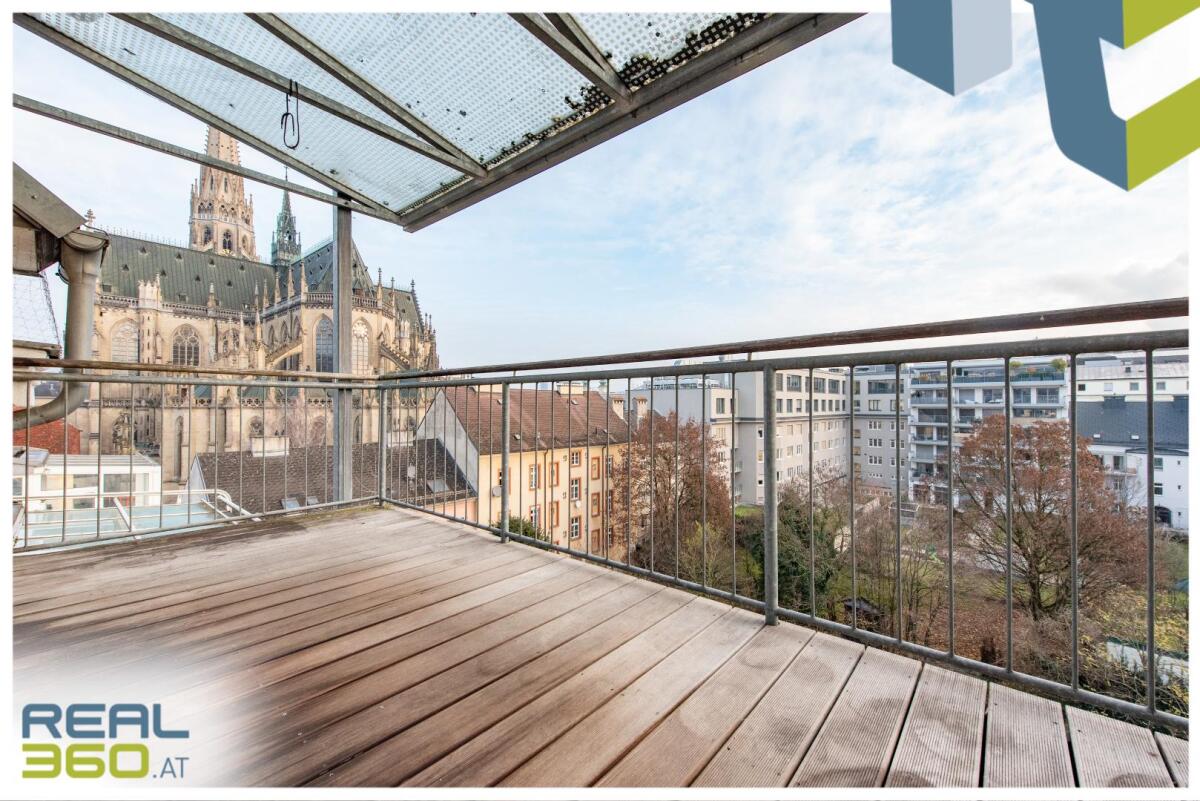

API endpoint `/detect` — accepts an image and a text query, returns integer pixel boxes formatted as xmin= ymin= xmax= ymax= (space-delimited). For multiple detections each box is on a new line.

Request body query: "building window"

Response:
xmin=716 ymin=397 xmax=725 ymax=414
xmin=110 ymin=321 xmax=139 ymax=364
xmin=352 ymin=320 xmax=370 ymax=375
xmin=1077 ymin=383 xmax=1086 ymax=392
xmin=570 ymin=450 xmax=581 ymax=466
xmin=569 ymin=477 xmax=581 ymax=500
xmin=529 ymin=505 xmax=540 ymax=530
xmin=202 ymin=226 xmax=212 ymax=245
xmin=551 ymin=501 xmax=560 ymax=528
xmin=528 ymin=463 xmax=540 ymax=490
xmin=171 ymin=326 xmax=201 ymax=366
xmin=591 ymin=492 xmax=600 ymax=518
xmin=1154 ymin=482 xmax=1164 ymax=496
xmin=1103 ymin=382 xmax=1114 ymax=392
xmin=315 ymin=317 xmax=334 ymax=373
xmin=1154 ymin=457 xmax=1163 ymax=471
xmin=591 ymin=457 xmax=601 ymax=480
xmin=221 ymin=231 xmax=233 ymax=252
xmin=550 ymin=461 xmax=560 ymax=486
xmin=1156 ymin=381 xmax=1166 ymax=391
xmin=569 ymin=516 xmax=581 ymax=540
xmin=1130 ymin=382 xmax=1140 ymax=391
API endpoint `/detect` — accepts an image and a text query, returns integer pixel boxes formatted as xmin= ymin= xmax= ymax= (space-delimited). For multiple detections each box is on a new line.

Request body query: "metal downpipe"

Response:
xmin=14 ymin=231 xmax=106 ymax=429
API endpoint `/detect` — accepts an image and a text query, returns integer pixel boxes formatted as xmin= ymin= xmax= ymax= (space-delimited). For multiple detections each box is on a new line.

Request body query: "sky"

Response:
xmin=11 ymin=12 xmax=1191 ymax=369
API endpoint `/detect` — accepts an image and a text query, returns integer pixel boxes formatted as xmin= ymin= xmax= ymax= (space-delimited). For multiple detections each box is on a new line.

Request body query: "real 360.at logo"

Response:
xmin=21 ymin=703 xmax=191 ymax=781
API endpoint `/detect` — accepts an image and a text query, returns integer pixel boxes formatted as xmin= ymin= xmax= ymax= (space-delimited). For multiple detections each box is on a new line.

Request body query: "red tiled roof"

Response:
xmin=442 ymin=386 xmax=629 ymax=455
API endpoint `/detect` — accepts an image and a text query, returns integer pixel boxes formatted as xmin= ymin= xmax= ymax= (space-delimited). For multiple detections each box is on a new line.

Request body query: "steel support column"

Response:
xmin=332 ymin=199 xmax=354 ymax=501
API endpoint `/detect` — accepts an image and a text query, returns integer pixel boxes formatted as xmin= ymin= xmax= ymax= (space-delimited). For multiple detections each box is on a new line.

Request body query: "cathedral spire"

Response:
xmin=189 ymin=126 xmax=257 ymax=260
xmin=271 ymin=189 xmax=302 ymax=268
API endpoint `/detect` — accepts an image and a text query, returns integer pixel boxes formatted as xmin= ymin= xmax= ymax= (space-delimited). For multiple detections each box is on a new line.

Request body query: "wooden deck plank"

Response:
xmin=885 ymin=665 xmax=987 ymax=787
xmin=264 ymin=587 xmax=693 ymax=786
xmin=20 ymin=530 xmax=477 ymax=637
xmin=14 ymin=520 xmax=452 ymax=623
xmin=1155 ymin=732 xmax=1189 ymax=787
xmin=231 ymin=577 xmax=660 ymax=785
xmin=15 ymin=544 xmax=535 ymax=677
xmin=1067 ymin=707 xmax=1173 ymax=787
xmin=598 ymin=622 xmax=811 ymax=787
xmin=193 ymin=568 xmax=627 ymax=765
xmin=106 ymin=552 xmax=558 ymax=678
xmin=789 ymin=647 xmax=921 ymax=787
xmin=502 ymin=607 xmax=764 ymax=786
xmin=12 ymin=508 xmax=409 ymax=595
xmin=178 ymin=560 xmax=603 ymax=719
xmin=983 ymin=683 xmax=1073 ymax=787
xmin=396 ymin=600 xmax=739 ymax=788
xmin=693 ymin=632 xmax=863 ymax=787
xmin=310 ymin=594 xmax=722 ymax=787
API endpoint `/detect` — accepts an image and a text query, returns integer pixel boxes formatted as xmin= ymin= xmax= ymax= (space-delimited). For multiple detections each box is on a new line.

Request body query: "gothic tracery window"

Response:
xmin=315 ymin=317 xmax=334 ymax=373
xmin=110 ymin=320 xmax=138 ymax=364
xmin=222 ymin=231 xmax=233 ymax=252
xmin=171 ymin=326 xmax=201 ymax=367
xmin=352 ymin=320 xmax=370 ymax=375
xmin=202 ymin=226 xmax=212 ymax=245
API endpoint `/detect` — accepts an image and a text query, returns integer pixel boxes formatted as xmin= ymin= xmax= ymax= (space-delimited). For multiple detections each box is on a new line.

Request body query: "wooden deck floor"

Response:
xmin=13 ymin=506 xmax=1189 ymax=788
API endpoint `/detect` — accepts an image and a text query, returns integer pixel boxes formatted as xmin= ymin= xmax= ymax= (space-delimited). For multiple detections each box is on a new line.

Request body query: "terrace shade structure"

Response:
xmin=14 ymin=10 xmax=862 ymax=503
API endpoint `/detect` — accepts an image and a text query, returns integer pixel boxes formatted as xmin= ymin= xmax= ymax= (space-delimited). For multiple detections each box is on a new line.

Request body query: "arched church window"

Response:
xmin=222 ymin=231 xmax=233 ymax=252
xmin=315 ymin=317 xmax=334 ymax=373
xmin=223 ymin=177 xmax=229 ymax=193
xmin=352 ymin=320 xmax=370 ymax=375
xmin=110 ymin=321 xmax=138 ymax=364
xmin=202 ymin=226 xmax=212 ymax=245
xmin=241 ymin=235 xmax=249 ymax=254
xmin=171 ymin=326 xmax=201 ymax=367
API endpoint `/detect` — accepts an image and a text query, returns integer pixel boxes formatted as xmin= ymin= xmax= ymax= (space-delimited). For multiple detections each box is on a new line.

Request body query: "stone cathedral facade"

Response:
xmin=76 ymin=127 xmax=439 ymax=485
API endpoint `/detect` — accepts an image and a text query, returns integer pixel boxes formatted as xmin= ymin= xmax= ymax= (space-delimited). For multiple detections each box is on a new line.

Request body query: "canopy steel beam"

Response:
xmin=115 ymin=13 xmax=485 ymax=179
xmin=511 ymin=13 xmax=632 ymax=105
xmin=246 ymin=12 xmax=486 ymax=177
xmin=13 ymin=94 xmax=400 ymax=224
xmin=14 ymin=13 xmax=387 ymax=213
xmin=403 ymin=13 xmax=860 ymax=231
xmin=546 ymin=13 xmax=624 ymax=85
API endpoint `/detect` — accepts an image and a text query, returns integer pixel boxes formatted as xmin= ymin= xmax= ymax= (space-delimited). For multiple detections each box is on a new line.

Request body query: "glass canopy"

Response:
xmin=19 ymin=12 xmax=860 ymax=230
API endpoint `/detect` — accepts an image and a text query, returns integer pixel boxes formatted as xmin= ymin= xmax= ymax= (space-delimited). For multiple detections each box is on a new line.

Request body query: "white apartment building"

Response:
xmin=1077 ymin=396 xmax=1188 ymax=531
xmin=1076 ymin=354 xmax=1188 ymax=402
xmin=907 ymin=357 xmax=1069 ymax=504
xmin=851 ymin=365 xmax=910 ymax=497
xmin=631 ymin=366 xmax=850 ymax=506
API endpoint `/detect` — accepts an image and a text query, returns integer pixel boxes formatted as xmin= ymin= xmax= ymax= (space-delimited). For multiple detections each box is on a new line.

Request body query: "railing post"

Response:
xmin=762 ymin=365 xmax=779 ymax=625
xmin=500 ymin=382 xmax=511 ymax=542
xmin=377 ymin=386 xmax=388 ymax=504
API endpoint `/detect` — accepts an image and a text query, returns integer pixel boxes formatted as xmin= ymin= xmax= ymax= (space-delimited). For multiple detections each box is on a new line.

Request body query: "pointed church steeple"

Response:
xmin=271 ymin=190 xmax=302 ymax=267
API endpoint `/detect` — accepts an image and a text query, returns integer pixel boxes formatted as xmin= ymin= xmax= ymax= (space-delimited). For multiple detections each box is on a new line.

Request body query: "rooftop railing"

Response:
xmin=11 ymin=297 xmax=1189 ymax=733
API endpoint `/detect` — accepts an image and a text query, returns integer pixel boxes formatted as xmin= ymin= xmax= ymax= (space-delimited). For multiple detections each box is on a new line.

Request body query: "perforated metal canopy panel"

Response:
xmin=19 ymin=12 xmax=860 ymax=230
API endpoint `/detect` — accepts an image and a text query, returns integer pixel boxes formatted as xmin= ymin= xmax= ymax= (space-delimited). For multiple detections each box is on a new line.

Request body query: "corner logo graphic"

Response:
xmin=892 ymin=0 xmax=1200 ymax=189
xmin=21 ymin=703 xmax=190 ymax=781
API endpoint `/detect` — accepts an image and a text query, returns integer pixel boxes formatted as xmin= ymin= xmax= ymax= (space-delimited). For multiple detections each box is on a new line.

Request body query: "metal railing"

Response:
xmin=11 ymin=298 xmax=1190 ymax=733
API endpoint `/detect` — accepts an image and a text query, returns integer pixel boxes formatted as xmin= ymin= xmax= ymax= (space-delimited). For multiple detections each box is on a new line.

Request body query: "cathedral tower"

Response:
xmin=189 ymin=126 xmax=257 ymax=260
xmin=270 ymin=190 xmax=302 ymax=268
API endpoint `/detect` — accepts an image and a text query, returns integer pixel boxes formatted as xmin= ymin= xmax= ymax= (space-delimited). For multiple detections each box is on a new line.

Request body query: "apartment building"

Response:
xmin=626 ymin=377 xmax=736 ymax=486
xmin=1077 ymin=396 xmax=1188 ymax=530
xmin=1076 ymin=354 xmax=1189 ymax=401
xmin=851 ymin=365 xmax=910 ymax=497
xmin=906 ymin=357 xmax=1069 ymax=503
xmin=730 ymin=368 xmax=850 ymax=504
xmin=417 ymin=384 xmax=629 ymax=553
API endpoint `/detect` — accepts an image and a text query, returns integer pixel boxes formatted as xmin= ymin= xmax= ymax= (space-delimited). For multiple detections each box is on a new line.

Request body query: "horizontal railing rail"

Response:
xmin=380 ymin=296 xmax=1187 ymax=379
